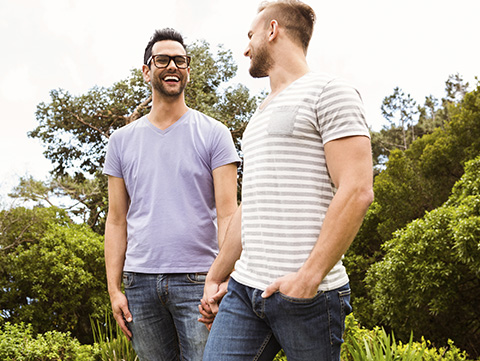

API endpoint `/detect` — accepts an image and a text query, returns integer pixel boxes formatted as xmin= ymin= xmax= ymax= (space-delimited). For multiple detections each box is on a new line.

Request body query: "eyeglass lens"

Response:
xmin=153 ymin=55 xmax=189 ymax=68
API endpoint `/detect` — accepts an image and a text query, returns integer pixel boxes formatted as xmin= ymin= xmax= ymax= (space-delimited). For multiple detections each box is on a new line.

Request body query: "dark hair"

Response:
xmin=258 ymin=0 xmax=316 ymax=53
xmin=144 ymin=28 xmax=187 ymax=66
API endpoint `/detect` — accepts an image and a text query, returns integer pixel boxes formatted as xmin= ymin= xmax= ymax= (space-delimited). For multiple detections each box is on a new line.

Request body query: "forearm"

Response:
xmin=212 ymin=163 xmax=238 ymax=249
xmin=216 ymin=211 xmax=236 ymax=250
xmin=207 ymin=204 xmax=243 ymax=282
xmin=299 ymin=185 xmax=373 ymax=288
xmin=104 ymin=220 xmax=128 ymax=296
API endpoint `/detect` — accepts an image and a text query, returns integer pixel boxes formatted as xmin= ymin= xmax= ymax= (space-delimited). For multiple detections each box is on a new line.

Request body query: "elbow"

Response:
xmin=359 ymin=187 xmax=374 ymax=212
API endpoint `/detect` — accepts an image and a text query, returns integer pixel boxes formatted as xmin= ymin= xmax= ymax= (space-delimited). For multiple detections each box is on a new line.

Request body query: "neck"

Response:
xmin=268 ymin=56 xmax=310 ymax=94
xmin=148 ymin=93 xmax=189 ymax=130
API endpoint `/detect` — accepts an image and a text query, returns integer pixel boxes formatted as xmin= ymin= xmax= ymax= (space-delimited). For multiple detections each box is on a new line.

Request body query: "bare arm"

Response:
xmin=104 ymin=175 xmax=132 ymax=339
xmin=212 ymin=163 xmax=239 ymax=249
xmin=262 ymin=135 xmax=374 ymax=298
xmin=199 ymin=204 xmax=243 ymax=327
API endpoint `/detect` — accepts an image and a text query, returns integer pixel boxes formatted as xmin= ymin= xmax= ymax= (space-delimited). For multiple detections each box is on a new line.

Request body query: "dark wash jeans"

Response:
xmin=203 ymin=278 xmax=352 ymax=361
xmin=123 ymin=272 xmax=209 ymax=361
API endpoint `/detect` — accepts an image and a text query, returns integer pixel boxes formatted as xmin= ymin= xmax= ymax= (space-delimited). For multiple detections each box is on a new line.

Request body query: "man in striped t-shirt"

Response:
xmin=201 ymin=1 xmax=374 ymax=360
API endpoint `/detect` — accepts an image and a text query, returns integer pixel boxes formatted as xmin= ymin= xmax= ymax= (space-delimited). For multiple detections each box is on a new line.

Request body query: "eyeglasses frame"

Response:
xmin=147 ymin=54 xmax=192 ymax=69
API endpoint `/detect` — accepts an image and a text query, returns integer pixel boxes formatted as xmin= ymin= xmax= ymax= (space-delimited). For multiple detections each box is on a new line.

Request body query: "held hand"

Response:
xmin=110 ymin=291 xmax=133 ymax=340
xmin=198 ymin=299 xmax=215 ymax=330
xmin=261 ymin=272 xmax=319 ymax=299
xmin=203 ymin=278 xmax=229 ymax=315
xmin=198 ymin=278 xmax=229 ymax=329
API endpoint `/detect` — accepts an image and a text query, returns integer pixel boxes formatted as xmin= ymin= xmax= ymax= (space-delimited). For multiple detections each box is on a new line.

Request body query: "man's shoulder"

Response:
xmin=187 ymin=109 xmax=228 ymax=131
xmin=304 ymin=72 xmax=354 ymax=90
xmin=109 ymin=116 xmax=147 ymax=139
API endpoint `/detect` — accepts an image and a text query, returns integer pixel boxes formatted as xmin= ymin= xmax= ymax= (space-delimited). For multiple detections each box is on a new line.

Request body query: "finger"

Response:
xmin=211 ymin=287 xmax=228 ymax=303
xmin=113 ymin=313 xmax=133 ymax=340
xmin=200 ymin=298 xmax=212 ymax=314
xmin=261 ymin=281 xmax=279 ymax=298
xmin=198 ymin=304 xmax=214 ymax=318
xmin=198 ymin=316 xmax=215 ymax=324
xmin=120 ymin=322 xmax=133 ymax=340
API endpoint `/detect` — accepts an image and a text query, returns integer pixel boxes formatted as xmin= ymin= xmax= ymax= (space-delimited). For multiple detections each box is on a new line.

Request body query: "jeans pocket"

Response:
xmin=338 ymin=286 xmax=352 ymax=327
xmin=278 ymin=290 xmax=323 ymax=304
xmin=123 ymin=272 xmax=134 ymax=288
xmin=186 ymin=273 xmax=207 ymax=284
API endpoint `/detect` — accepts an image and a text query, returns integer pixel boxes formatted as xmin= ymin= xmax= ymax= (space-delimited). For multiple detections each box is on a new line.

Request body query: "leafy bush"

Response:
xmin=342 ymin=315 xmax=474 ymax=361
xmin=364 ymin=157 xmax=480 ymax=356
xmin=0 ymin=322 xmax=99 ymax=361
xmin=0 ymin=207 xmax=109 ymax=343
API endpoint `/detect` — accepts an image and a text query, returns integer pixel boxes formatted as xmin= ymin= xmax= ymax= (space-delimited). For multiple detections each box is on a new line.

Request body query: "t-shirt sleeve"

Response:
xmin=103 ymin=132 xmax=123 ymax=178
xmin=316 ymin=78 xmax=370 ymax=144
xmin=209 ymin=122 xmax=241 ymax=170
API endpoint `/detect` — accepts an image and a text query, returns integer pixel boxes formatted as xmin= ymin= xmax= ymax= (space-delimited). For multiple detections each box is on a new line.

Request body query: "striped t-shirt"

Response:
xmin=231 ymin=72 xmax=370 ymax=291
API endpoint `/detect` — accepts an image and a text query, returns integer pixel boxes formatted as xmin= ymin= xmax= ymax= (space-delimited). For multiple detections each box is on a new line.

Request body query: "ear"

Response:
xmin=142 ymin=64 xmax=151 ymax=83
xmin=268 ymin=20 xmax=279 ymax=41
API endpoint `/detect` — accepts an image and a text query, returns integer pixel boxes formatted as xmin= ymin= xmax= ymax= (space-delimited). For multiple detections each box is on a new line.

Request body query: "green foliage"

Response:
xmin=364 ymin=156 xmax=480 ymax=357
xmin=9 ymin=174 xmax=108 ymax=234
xmin=0 ymin=206 xmax=109 ymax=344
xmin=92 ymin=312 xmax=138 ymax=361
xmin=342 ymin=315 xmax=473 ymax=361
xmin=273 ymin=350 xmax=287 ymax=361
xmin=0 ymin=322 xmax=99 ymax=361
xmin=380 ymin=87 xmax=419 ymax=152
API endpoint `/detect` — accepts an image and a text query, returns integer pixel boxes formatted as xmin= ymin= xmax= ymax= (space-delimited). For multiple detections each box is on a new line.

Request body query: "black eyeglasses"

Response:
xmin=147 ymin=54 xmax=191 ymax=69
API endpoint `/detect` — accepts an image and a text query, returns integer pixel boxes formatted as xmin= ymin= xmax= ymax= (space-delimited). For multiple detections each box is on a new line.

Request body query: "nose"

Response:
xmin=244 ymin=46 xmax=250 ymax=58
xmin=166 ymin=58 xmax=177 ymax=69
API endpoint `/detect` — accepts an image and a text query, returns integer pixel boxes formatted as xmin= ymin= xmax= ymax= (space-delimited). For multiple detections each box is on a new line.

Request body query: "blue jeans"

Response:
xmin=203 ymin=278 xmax=352 ymax=361
xmin=123 ymin=272 xmax=209 ymax=361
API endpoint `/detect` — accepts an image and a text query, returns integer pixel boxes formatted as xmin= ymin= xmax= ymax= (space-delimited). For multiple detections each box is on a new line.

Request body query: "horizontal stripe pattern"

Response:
xmin=232 ymin=72 xmax=370 ymax=291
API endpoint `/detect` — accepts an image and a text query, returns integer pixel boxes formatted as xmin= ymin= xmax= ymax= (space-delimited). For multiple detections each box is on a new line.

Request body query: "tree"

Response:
xmin=380 ymin=87 xmax=418 ymax=151
xmin=0 ymin=206 xmax=108 ymax=344
xmin=347 ymin=79 xmax=480 ymax=334
xmin=25 ymin=41 xmax=260 ymax=231
xmin=364 ymin=156 xmax=480 ymax=358
xmin=9 ymin=175 xmax=107 ymax=234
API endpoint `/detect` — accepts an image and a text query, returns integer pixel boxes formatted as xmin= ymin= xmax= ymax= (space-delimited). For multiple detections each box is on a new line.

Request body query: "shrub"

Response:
xmin=0 ymin=322 xmax=99 ymax=361
xmin=342 ymin=314 xmax=474 ymax=361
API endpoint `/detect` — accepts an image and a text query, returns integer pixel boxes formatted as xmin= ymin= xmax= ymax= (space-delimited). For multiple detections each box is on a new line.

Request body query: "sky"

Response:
xmin=1 ymin=0 xmax=479 ymax=204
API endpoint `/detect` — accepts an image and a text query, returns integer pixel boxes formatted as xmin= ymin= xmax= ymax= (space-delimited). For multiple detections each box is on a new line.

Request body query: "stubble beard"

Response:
xmin=249 ymin=44 xmax=274 ymax=78
xmin=151 ymin=70 xmax=188 ymax=98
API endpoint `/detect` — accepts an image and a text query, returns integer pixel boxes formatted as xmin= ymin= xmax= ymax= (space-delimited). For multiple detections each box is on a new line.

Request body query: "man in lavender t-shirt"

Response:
xmin=103 ymin=28 xmax=240 ymax=360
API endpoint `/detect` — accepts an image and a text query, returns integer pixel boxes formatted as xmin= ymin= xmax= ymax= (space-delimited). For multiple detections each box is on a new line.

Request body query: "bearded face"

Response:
xmin=248 ymin=40 xmax=274 ymax=78
xmin=151 ymin=67 xmax=189 ymax=98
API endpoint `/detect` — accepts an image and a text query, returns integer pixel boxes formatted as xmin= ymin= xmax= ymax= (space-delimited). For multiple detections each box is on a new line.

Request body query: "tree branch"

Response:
xmin=127 ymin=95 xmax=152 ymax=124
xmin=69 ymin=111 xmax=111 ymax=139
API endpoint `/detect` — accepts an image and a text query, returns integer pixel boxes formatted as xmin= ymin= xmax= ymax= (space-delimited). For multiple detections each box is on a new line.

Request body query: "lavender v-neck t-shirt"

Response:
xmin=103 ymin=110 xmax=240 ymax=273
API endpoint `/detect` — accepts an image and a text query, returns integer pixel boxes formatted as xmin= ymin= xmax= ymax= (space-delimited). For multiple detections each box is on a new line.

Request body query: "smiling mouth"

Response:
xmin=163 ymin=75 xmax=180 ymax=83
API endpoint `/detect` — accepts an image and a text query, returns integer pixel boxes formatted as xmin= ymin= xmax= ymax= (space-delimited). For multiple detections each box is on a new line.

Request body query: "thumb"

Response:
xmin=122 ymin=306 xmax=133 ymax=322
xmin=261 ymin=281 xmax=279 ymax=299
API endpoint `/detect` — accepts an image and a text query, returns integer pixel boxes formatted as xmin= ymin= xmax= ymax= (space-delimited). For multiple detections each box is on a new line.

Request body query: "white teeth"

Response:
xmin=164 ymin=76 xmax=179 ymax=82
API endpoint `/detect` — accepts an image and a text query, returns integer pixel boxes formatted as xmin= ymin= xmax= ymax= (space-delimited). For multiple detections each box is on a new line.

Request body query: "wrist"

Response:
xmin=296 ymin=266 xmax=324 ymax=292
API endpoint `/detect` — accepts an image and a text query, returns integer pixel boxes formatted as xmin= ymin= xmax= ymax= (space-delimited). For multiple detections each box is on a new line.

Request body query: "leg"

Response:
xmin=266 ymin=283 xmax=352 ymax=361
xmin=165 ymin=273 xmax=210 ymax=361
xmin=203 ymin=278 xmax=281 ymax=361
xmin=123 ymin=272 xmax=180 ymax=361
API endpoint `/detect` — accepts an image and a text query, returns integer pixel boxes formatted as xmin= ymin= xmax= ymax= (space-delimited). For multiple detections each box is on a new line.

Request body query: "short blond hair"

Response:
xmin=258 ymin=0 xmax=316 ymax=52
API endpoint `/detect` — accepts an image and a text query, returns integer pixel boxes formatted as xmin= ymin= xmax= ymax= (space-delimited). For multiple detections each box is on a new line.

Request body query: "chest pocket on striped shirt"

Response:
xmin=267 ymin=106 xmax=299 ymax=136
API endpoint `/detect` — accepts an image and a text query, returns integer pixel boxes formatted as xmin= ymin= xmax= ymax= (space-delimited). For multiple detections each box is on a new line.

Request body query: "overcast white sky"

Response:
xmin=1 ymin=0 xmax=479 ymax=203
